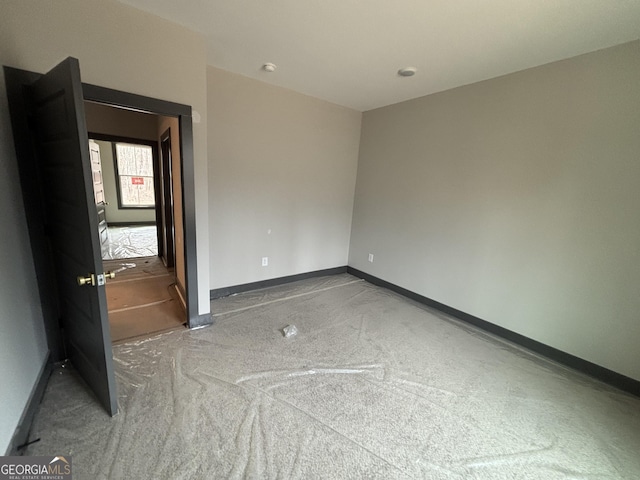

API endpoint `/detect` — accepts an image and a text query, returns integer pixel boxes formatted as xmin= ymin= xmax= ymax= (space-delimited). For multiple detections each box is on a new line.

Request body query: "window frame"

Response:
xmin=113 ymin=142 xmax=156 ymax=210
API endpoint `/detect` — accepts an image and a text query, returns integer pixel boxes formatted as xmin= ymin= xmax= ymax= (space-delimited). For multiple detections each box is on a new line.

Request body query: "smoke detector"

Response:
xmin=263 ymin=63 xmax=277 ymax=72
xmin=398 ymin=67 xmax=417 ymax=77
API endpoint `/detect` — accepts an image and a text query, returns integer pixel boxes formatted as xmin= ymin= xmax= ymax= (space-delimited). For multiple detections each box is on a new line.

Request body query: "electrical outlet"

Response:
xmin=262 ymin=257 xmax=269 ymax=267
xmin=368 ymin=253 xmax=374 ymax=263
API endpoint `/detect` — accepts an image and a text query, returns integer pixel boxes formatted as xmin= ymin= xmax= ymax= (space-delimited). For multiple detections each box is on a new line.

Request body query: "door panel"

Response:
xmin=28 ymin=57 xmax=118 ymax=416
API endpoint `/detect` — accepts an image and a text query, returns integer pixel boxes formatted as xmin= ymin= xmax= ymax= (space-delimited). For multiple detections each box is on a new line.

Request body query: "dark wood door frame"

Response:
xmin=159 ymin=128 xmax=175 ymax=268
xmin=81 ymin=85 xmax=207 ymax=329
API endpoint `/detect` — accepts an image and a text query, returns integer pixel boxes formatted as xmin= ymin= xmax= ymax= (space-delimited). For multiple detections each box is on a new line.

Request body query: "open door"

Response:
xmin=26 ymin=58 xmax=118 ymax=415
xmin=6 ymin=57 xmax=208 ymax=414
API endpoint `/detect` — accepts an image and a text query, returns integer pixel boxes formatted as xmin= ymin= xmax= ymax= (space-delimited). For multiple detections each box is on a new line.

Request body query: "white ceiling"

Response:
xmin=118 ymin=0 xmax=640 ymax=112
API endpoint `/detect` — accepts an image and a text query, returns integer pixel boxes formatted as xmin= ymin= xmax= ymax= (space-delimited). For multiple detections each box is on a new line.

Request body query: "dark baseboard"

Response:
xmin=107 ymin=221 xmax=156 ymax=227
xmin=210 ymin=266 xmax=348 ymax=300
xmin=189 ymin=313 xmax=214 ymax=329
xmin=347 ymin=267 xmax=640 ymax=398
xmin=7 ymin=353 xmax=52 ymax=455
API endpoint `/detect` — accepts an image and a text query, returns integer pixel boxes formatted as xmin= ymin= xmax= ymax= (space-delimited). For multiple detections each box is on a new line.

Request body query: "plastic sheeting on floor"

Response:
xmin=102 ymin=225 xmax=158 ymax=260
xmin=26 ymin=274 xmax=640 ymax=479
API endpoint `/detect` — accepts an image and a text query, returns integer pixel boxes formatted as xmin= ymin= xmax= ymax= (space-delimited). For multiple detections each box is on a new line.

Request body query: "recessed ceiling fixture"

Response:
xmin=398 ymin=67 xmax=417 ymax=77
xmin=263 ymin=63 xmax=277 ymax=72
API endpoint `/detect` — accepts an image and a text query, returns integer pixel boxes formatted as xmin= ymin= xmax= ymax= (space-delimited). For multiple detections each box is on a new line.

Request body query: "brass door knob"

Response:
xmin=77 ymin=272 xmax=115 ymax=287
xmin=77 ymin=274 xmax=95 ymax=286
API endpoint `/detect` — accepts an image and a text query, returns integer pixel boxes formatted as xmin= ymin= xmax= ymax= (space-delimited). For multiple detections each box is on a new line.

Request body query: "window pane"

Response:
xmin=119 ymin=175 xmax=155 ymax=207
xmin=116 ymin=143 xmax=155 ymax=207
xmin=116 ymin=144 xmax=135 ymax=175
xmin=139 ymin=148 xmax=153 ymax=176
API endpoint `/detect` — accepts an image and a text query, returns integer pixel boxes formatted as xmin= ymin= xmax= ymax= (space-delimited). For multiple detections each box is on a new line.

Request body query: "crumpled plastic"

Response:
xmin=282 ymin=324 xmax=298 ymax=338
xmin=103 ymin=225 xmax=158 ymax=260
xmin=25 ymin=273 xmax=640 ymax=479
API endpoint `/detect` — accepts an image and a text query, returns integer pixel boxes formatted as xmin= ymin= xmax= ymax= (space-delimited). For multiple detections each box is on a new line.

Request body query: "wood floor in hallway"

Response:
xmin=103 ymin=256 xmax=186 ymax=343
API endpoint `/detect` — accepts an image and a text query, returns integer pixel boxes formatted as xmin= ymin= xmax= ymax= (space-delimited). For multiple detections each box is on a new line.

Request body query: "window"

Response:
xmin=114 ymin=143 xmax=155 ymax=208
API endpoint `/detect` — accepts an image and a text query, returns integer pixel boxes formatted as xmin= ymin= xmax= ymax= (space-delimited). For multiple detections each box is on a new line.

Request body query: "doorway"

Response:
xmin=81 ymin=84 xmax=205 ymax=331
xmin=5 ymin=60 xmax=208 ymax=357
xmin=5 ymin=58 xmax=210 ymax=416
xmin=86 ymin=122 xmax=186 ymax=343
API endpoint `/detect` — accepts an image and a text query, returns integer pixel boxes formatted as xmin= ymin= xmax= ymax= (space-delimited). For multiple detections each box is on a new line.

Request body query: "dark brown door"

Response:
xmin=28 ymin=58 xmax=118 ymax=415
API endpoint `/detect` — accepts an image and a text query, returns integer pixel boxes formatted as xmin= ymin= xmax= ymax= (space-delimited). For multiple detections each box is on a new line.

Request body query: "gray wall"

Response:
xmin=207 ymin=67 xmax=361 ymax=288
xmin=350 ymin=41 xmax=640 ymax=381
xmin=0 ymin=72 xmax=48 ymax=454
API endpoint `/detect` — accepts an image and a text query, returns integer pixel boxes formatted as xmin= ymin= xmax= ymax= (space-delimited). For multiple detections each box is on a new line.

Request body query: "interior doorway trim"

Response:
xmin=159 ymin=127 xmax=176 ymax=269
xmin=83 ymin=84 xmax=208 ymax=328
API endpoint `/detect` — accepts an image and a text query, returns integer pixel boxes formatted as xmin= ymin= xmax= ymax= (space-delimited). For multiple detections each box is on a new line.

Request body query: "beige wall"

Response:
xmin=157 ymin=116 xmax=186 ymax=294
xmin=350 ymin=41 xmax=640 ymax=381
xmin=207 ymin=67 xmax=361 ymax=288
xmin=1 ymin=0 xmax=210 ymax=315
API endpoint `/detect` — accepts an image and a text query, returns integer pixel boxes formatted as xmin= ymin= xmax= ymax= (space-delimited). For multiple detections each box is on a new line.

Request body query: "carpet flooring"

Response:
xmin=26 ymin=274 xmax=640 ymax=478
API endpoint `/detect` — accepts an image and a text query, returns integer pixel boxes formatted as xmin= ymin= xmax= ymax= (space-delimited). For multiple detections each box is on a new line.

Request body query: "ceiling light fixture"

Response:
xmin=398 ymin=67 xmax=417 ymax=77
xmin=263 ymin=63 xmax=277 ymax=72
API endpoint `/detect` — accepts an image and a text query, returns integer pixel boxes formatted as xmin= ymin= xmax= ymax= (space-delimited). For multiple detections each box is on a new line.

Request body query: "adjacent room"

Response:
xmin=1 ymin=0 xmax=639 ymax=478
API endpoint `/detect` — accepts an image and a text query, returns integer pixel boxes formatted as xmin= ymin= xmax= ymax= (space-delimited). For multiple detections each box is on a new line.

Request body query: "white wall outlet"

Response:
xmin=262 ymin=257 xmax=269 ymax=267
xmin=368 ymin=253 xmax=374 ymax=263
